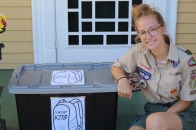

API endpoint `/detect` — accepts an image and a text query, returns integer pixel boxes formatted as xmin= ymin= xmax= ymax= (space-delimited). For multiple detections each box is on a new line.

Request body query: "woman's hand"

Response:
xmin=111 ymin=66 xmax=133 ymax=99
xmin=117 ymin=77 xmax=133 ymax=99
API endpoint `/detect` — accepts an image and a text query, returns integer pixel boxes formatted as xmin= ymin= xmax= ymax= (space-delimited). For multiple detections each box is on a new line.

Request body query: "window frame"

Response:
xmin=31 ymin=0 xmax=178 ymax=64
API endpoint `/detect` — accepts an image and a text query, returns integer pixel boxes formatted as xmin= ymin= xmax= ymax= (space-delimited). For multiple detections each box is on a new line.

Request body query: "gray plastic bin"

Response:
xmin=8 ymin=62 xmax=117 ymax=130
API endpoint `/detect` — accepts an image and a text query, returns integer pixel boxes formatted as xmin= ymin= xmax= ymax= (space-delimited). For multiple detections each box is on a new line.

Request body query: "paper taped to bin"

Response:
xmin=51 ymin=96 xmax=85 ymax=130
xmin=51 ymin=70 xmax=85 ymax=85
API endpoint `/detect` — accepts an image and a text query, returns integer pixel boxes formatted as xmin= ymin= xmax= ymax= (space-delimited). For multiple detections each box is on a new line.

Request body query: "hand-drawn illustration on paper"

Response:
xmin=51 ymin=97 xmax=85 ymax=130
xmin=51 ymin=70 xmax=85 ymax=85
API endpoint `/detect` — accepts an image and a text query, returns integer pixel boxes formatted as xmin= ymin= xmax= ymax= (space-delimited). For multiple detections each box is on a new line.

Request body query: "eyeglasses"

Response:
xmin=138 ymin=25 xmax=162 ymax=39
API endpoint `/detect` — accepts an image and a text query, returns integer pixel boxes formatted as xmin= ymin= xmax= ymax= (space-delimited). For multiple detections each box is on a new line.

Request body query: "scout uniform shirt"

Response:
xmin=113 ymin=42 xmax=196 ymax=103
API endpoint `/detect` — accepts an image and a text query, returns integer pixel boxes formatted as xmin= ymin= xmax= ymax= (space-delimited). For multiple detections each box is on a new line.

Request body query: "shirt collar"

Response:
xmin=142 ymin=41 xmax=179 ymax=62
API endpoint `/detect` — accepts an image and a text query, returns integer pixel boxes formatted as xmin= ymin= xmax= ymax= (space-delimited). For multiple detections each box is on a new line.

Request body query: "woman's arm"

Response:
xmin=167 ymin=99 xmax=191 ymax=113
xmin=111 ymin=66 xmax=133 ymax=99
xmin=111 ymin=66 xmax=126 ymax=80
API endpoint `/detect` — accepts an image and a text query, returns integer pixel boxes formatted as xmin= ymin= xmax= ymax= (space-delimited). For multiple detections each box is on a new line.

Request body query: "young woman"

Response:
xmin=111 ymin=4 xmax=196 ymax=130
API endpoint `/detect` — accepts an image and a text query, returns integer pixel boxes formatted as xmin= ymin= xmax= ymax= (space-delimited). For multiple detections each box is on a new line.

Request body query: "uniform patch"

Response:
xmin=127 ymin=73 xmax=141 ymax=91
xmin=170 ymin=89 xmax=177 ymax=95
xmin=189 ymin=79 xmax=196 ymax=89
xmin=137 ymin=67 xmax=151 ymax=80
xmin=140 ymin=78 xmax=148 ymax=90
xmin=169 ymin=71 xmax=182 ymax=76
xmin=190 ymin=90 xmax=196 ymax=95
xmin=175 ymin=72 xmax=182 ymax=76
xmin=188 ymin=57 xmax=196 ymax=67
xmin=139 ymin=63 xmax=150 ymax=70
xmin=190 ymin=69 xmax=196 ymax=79
xmin=171 ymin=61 xmax=179 ymax=68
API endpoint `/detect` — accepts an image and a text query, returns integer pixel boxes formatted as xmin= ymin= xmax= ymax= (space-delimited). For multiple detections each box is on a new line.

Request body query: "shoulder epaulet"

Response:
xmin=177 ymin=46 xmax=192 ymax=55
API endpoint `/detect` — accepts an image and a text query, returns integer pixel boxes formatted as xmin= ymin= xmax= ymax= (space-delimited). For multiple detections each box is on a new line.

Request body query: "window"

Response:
xmin=67 ymin=0 xmax=141 ymax=46
xmin=32 ymin=0 xmax=178 ymax=63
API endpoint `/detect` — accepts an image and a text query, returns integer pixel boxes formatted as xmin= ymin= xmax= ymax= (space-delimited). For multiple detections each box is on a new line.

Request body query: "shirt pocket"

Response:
xmin=166 ymin=75 xmax=182 ymax=86
xmin=164 ymin=75 xmax=182 ymax=96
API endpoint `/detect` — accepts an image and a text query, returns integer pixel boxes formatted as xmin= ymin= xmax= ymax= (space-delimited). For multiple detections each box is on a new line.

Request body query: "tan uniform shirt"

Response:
xmin=113 ymin=42 xmax=196 ymax=103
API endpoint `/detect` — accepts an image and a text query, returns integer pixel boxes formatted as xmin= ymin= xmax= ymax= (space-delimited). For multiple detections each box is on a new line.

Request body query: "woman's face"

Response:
xmin=137 ymin=15 xmax=166 ymax=50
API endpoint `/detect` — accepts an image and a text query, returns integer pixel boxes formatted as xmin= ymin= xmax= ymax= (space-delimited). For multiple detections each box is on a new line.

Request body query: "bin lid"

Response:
xmin=8 ymin=62 xmax=117 ymax=94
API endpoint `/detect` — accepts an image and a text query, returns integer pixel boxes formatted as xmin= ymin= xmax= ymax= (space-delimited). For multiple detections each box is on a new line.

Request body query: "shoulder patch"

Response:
xmin=177 ymin=46 xmax=192 ymax=55
xmin=188 ymin=57 xmax=196 ymax=67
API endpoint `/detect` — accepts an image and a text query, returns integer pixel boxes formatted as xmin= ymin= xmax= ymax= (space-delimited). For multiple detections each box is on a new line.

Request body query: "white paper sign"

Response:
xmin=51 ymin=70 xmax=85 ymax=85
xmin=51 ymin=97 xmax=85 ymax=130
